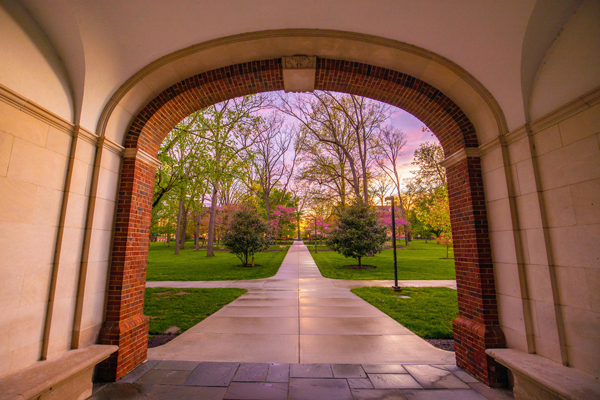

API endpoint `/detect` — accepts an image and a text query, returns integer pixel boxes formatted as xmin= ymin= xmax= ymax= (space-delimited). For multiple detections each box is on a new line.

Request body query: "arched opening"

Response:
xmin=97 ymin=57 xmax=505 ymax=387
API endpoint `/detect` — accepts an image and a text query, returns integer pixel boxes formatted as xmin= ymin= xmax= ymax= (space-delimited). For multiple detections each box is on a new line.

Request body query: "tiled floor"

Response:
xmin=90 ymin=361 xmax=513 ymax=399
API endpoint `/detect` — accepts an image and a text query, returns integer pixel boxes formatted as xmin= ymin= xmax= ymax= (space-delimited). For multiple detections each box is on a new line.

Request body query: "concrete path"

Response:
xmin=147 ymin=242 xmax=455 ymax=365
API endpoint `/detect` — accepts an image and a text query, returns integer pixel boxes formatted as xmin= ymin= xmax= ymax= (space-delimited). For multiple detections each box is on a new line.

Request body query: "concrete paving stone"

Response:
xmin=119 ymin=360 xmax=161 ymax=383
xmin=145 ymin=385 xmax=227 ymax=399
xmin=402 ymin=389 xmax=487 ymax=400
xmin=300 ymin=298 xmax=368 ymax=307
xmin=216 ymin=306 xmax=298 ymax=318
xmin=403 ymin=365 xmax=469 ymax=389
xmin=301 ymin=336 xmax=455 ymax=365
xmin=362 ymin=364 xmax=407 ymax=374
xmin=347 ymin=378 xmax=374 ymax=389
xmin=191 ymin=316 xmax=298 ymax=335
xmin=267 ymin=363 xmax=290 ymax=382
xmin=300 ymin=306 xmax=386 ymax=318
xmin=368 ymin=374 xmax=422 ymax=389
xmin=289 ymin=378 xmax=353 ymax=400
xmin=223 ymin=382 xmax=288 ymax=400
xmin=441 ymin=365 xmax=479 ymax=383
xmin=332 ymin=364 xmax=367 ymax=378
xmin=183 ymin=362 xmax=239 ymax=387
xmin=290 ymin=363 xmax=334 ymax=378
xmin=136 ymin=369 xmax=192 ymax=385
xmin=88 ymin=383 xmax=152 ymax=400
xmin=242 ymin=291 xmax=298 ymax=299
xmin=233 ymin=363 xmax=269 ymax=382
xmin=351 ymin=389 xmax=407 ymax=399
xmin=232 ymin=298 xmax=298 ymax=307
xmin=155 ymin=360 xmax=200 ymax=371
xmin=301 ymin=317 xmax=412 ymax=335
xmin=148 ymin=333 xmax=299 ymax=363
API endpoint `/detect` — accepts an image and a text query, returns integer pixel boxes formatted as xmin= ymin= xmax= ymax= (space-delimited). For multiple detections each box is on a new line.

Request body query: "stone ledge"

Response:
xmin=487 ymin=348 xmax=600 ymax=400
xmin=0 ymin=345 xmax=118 ymax=400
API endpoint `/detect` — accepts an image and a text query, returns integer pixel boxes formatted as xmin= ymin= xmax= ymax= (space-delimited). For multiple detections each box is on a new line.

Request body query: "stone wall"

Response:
xmin=481 ymin=89 xmax=600 ymax=379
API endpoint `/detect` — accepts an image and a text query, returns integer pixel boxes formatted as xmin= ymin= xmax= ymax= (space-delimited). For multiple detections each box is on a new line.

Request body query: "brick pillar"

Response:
xmin=97 ymin=156 xmax=154 ymax=381
xmin=447 ymin=155 xmax=507 ymax=387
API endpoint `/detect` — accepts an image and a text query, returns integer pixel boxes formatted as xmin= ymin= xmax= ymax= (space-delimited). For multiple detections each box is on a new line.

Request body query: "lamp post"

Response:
xmin=386 ymin=196 xmax=402 ymax=292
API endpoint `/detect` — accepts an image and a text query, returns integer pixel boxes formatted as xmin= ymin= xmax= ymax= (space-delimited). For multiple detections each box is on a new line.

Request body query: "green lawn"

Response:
xmin=146 ymin=241 xmax=290 ymax=281
xmin=310 ymin=240 xmax=455 ymax=280
xmin=351 ymin=287 xmax=458 ymax=338
xmin=144 ymin=287 xmax=246 ymax=335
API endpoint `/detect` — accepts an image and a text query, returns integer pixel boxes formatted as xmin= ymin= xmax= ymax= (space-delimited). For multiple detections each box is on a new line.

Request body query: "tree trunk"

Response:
xmin=297 ymin=215 xmax=301 ymax=240
xmin=195 ymin=217 xmax=200 ymax=251
xmin=174 ymin=199 xmax=183 ymax=255
xmin=446 ymin=244 xmax=449 ymax=259
xmin=424 ymin=236 xmax=428 ymax=244
xmin=252 ymin=254 xmax=255 ymax=267
xmin=180 ymin=208 xmax=188 ymax=249
xmin=166 ymin=234 xmax=170 ymax=247
xmin=358 ymin=256 xmax=362 ymax=268
xmin=265 ymin=191 xmax=270 ymax=224
xmin=404 ymin=226 xmax=409 ymax=247
xmin=206 ymin=185 xmax=218 ymax=257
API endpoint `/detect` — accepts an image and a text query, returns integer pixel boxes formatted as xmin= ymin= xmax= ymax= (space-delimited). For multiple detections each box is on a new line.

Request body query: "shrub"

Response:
xmin=222 ymin=207 xmax=271 ymax=266
xmin=327 ymin=202 xmax=387 ymax=267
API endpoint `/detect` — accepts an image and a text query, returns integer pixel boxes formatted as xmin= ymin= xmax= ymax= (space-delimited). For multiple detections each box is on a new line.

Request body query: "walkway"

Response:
xmin=91 ymin=243 xmax=514 ymax=399
xmin=147 ymin=242 xmax=455 ymax=364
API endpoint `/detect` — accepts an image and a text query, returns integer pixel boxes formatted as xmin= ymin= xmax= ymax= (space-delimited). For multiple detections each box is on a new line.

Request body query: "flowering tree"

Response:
xmin=314 ymin=217 xmax=332 ymax=237
xmin=377 ymin=206 xmax=408 ymax=239
xmin=270 ymin=205 xmax=297 ymax=240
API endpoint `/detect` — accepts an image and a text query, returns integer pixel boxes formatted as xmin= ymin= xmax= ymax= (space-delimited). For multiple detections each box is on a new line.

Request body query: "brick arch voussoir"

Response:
xmin=124 ymin=59 xmax=284 ymax=156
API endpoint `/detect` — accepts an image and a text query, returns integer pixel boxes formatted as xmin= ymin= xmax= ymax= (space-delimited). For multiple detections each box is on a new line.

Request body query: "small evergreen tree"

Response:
xmin=327 ymin=202 xmax=387 ymax=268
xmin=222 ymin=207 xmax=271 ymax=266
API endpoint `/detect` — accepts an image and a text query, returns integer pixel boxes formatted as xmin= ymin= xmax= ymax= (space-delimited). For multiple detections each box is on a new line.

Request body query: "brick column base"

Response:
xmin=454 ymin=316 xmax=507 ymax=387
xmin=96 ymin=315 xmax=149 ymax=381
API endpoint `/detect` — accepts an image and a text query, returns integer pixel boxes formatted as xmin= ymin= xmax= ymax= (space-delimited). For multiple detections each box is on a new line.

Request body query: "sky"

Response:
xmin=387 ymin=106 xmax=440 ymax=186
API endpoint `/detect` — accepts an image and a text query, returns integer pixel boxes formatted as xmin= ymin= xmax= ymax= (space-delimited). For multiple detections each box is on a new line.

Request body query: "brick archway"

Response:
xmin=98 ymin=58 xmax=506 ymax=386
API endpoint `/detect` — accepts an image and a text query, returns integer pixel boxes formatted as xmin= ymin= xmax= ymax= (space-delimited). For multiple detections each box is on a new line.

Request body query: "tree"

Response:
xmin=418 ymin=188 xmax=452 ymax=258
xmin=327 ymin=202 xmax=387 ymax=268
xmin=248 ymin=112 xmax=297 ymax=225
xmin=191 ymin=94 xmax=269 ymax=257
xmin=374 ymin=126 xmax=410 ymax=245
xmin=277 ymin=91 xmax=391 ymax=204
xmin=222 ymin=207 xmax=271 ymax=267
xmin=411 ymin=140 xmax=446 ymax=193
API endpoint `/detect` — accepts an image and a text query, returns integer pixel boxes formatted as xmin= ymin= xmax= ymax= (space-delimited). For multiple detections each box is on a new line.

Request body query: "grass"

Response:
xmin=310 ymin=239 xmax=455 ymax=280
xmin=147 ymin=241 xmax=290 ymax=281
xmin=351 ymin=287 xmax=458 ymax=339
xmin=144 ymin=287 xmax=246 ymax=335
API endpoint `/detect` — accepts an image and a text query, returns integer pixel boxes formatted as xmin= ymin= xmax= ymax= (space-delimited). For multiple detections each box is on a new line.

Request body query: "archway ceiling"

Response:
xmin=21 ymin=0 xmax=549 ymax=132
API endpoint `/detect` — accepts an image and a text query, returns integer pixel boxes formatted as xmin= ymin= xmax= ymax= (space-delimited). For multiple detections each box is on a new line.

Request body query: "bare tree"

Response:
xmin=248 ymin=112 xmax=298 ymax=223
xmin=277 ymin=92 xmax=390 ymax=204
xmin=374 ymin=126 xmax=410 ymax=245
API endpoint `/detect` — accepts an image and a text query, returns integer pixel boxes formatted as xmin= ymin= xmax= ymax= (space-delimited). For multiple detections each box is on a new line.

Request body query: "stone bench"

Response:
xmin=0 ymin=345 xmax=117 ymax=400
xmin=487 ymin=348 xmax=600 ymax=400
